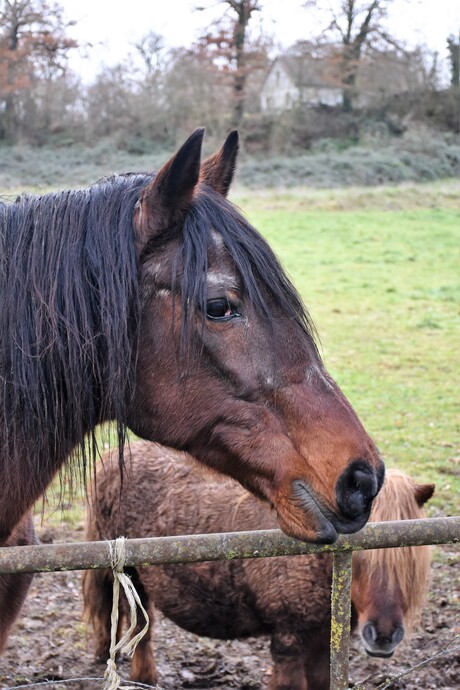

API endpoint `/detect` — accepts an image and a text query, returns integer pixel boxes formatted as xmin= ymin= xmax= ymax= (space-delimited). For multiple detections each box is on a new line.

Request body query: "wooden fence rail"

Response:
xmin=1 ymin=515 xmax=459 ymax=690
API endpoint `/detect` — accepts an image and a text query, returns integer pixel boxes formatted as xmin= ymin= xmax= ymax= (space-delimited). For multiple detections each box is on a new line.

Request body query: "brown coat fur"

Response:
xmin=83 ymin=442 xmax=433 ymax=690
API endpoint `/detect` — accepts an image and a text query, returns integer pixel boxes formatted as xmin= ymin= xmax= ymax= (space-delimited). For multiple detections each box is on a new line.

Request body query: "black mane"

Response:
xmin=0 ymin=175 xmax=147 ymax=482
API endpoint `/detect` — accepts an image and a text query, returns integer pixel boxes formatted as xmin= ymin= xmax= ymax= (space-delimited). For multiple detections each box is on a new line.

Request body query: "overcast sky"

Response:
xmin=62 ymin=0 xmax=460 ymax=82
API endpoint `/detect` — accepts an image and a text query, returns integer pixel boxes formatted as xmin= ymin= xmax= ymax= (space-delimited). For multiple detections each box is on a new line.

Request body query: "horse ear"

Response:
xmin=414 ymin=482 xmax=435 ymax=506
xmin=135 ymin=128 xmax=205 ymax=248
xmin=200 ymin=130 xmax=239 ymax=197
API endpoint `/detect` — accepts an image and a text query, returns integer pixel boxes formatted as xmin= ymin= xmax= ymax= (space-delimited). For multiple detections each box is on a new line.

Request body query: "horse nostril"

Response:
xmin=362 ymin=622 xmax=377 ymax=644
xmin=392 ymin=626 xmax=405 ymax=644
xmin=353 ymin=469 xmax=378 ymax=499
xmin=336 ymin=461 xmax=379 ymax=519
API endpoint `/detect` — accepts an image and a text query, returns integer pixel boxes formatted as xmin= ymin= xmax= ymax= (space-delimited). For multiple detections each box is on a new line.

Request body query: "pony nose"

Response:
xmin=336 ymin=460 xmax=380 ymax=520
xmin=362 ymin=622 xmax=405 ymax=651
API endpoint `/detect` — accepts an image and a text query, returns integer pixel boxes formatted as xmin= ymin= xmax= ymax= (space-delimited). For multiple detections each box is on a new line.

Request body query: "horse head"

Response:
xmin=128 ymin=129 xmax=385 ymax=543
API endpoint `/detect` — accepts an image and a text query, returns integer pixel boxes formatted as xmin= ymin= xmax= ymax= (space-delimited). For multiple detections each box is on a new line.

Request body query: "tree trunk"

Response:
xmin=232 ymin=2 xmax=250 ymax=129
xmin=1 ymin=17 xmax=21 ymax=142
xmin=341 ymin=44 xmax=359 ymax=113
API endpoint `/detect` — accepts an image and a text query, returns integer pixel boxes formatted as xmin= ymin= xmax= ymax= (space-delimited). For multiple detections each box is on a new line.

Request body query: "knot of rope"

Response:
xmin=103 ymin=537 xmax=150 ymax=690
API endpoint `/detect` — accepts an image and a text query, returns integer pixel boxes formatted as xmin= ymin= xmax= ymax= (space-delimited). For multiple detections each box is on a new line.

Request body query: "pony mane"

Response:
xmin=361 ymin=469 xmax=431 ymax=630
xmin=0 ymin=174 xmax=147 ymax=491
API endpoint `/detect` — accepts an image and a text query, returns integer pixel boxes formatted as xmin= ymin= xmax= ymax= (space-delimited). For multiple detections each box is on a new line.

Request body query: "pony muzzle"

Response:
xmin=361 ymin=620 xmax=405 ymax=657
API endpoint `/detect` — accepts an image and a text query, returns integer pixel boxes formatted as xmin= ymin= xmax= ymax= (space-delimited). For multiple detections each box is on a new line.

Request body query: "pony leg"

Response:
xmin=269 ymin=632 xmax=308 ymax=690
xmin=0 ymin=572 xmax=35 ymax=653
xmin=83 ymin=564 xmax=157 ymax=685
xmin=127 ymin=568 xmax=158 ymax=686
xmin=303 ymin=627 xmax=331 ymax=690
xmin=82 ymin=568 xmax=115 ymax=661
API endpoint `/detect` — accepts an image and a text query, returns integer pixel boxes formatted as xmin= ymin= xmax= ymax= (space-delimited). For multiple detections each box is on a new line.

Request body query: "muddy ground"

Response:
xmin=0 ymin=523 xmax=458 ymax=690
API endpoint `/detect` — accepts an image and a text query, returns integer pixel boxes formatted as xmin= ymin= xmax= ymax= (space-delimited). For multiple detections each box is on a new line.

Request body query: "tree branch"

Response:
xmin=354 ymin=634 xmax=460 ymax=690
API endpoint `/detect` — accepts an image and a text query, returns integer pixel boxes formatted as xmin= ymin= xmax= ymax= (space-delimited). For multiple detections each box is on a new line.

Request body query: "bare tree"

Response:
xmin=0 ymin=0 xmax=77 ymax=141
xmin=196 ymin=0 xmax=263 ymax=128
xmin=163 ymin=47 xmax=229 ymax=140
xmin=133 ymin=31 xmax=167 ymax=79
xmin=130 ymin=31 xmax=169 ymax=134
xmin=305 ymin=0 xmax=399 ymax=111
xmin=447 ymin=34 xmax=460 ymax=87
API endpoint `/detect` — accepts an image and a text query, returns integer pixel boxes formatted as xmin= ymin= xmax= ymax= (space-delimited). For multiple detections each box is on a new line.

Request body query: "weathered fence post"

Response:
xmin=330 ymin=551 xmax=353 ymax=690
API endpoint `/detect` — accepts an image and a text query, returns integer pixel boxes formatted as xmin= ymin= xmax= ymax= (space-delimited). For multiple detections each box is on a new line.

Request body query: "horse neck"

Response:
xmin=0 ymin=184 xmax=141 ymax=538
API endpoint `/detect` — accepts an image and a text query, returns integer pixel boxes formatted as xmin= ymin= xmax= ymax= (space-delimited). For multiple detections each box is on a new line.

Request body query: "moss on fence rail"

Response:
xmin=0 ymin=516 xmax=458 ymax=575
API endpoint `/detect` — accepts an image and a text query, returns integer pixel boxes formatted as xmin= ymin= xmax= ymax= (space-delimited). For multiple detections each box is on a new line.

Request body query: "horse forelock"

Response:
xmin=358 ymin=469 xmax=431 ymax=630
xmin=0 ymin=175 xmax=147 ymax=481
xmin=176 ymin=187 xmax=319 ymax=353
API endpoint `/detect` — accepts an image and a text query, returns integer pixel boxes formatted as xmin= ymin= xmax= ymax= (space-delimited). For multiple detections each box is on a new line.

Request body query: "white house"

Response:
xmin=260 ymin=55 xmax=342 ymax=112
xmin=260 ymin=50 xmax=424 ymax=112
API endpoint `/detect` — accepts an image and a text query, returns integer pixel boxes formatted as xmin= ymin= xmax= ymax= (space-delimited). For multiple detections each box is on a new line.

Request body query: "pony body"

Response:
xmin=83 ymin=442 xmax=433 ymax=690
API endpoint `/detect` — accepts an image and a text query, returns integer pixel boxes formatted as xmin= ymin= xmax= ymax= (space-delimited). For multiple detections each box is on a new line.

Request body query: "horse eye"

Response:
xmin=206 ymin=298 xmax=240 ymax=321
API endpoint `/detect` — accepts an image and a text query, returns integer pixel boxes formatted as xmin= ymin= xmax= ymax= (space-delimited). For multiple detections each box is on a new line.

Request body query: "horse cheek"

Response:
xmin=128 ymin=301 xmax=178 ymax=441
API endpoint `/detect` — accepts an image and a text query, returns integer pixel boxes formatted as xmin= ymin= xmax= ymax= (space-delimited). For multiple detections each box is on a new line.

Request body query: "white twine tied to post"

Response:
xmin=103 ymin=536 xmax=150 ymax=690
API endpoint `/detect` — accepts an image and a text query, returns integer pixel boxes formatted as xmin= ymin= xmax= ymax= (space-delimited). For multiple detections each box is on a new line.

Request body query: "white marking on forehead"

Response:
xmin=156 ymin=288 xmax=170 ymax=298
xmin=206 ymin=271 xmax=238 ymax=289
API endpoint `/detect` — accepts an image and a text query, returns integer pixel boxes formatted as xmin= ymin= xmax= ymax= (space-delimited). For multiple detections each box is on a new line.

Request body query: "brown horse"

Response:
xmin=83 ymin=442 xmax=433 ymax=690
xmin=0 ymin=130 xmax=384 ymax=651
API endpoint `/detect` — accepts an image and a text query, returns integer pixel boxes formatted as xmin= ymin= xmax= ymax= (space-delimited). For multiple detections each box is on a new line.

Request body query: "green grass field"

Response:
xmin=234 ymin=181 xmax=459 ymax=515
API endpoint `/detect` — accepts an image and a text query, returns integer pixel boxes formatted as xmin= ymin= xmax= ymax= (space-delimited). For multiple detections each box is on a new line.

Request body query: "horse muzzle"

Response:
xmin=289 ymin=480 xmax=340 ymax=543
xmin=288 ymin=458 xmax=384 ymax=543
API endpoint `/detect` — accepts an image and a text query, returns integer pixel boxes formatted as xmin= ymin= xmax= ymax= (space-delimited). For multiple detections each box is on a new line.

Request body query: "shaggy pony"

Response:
xmin=83 ymin=443 xmax=433 ymax=690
